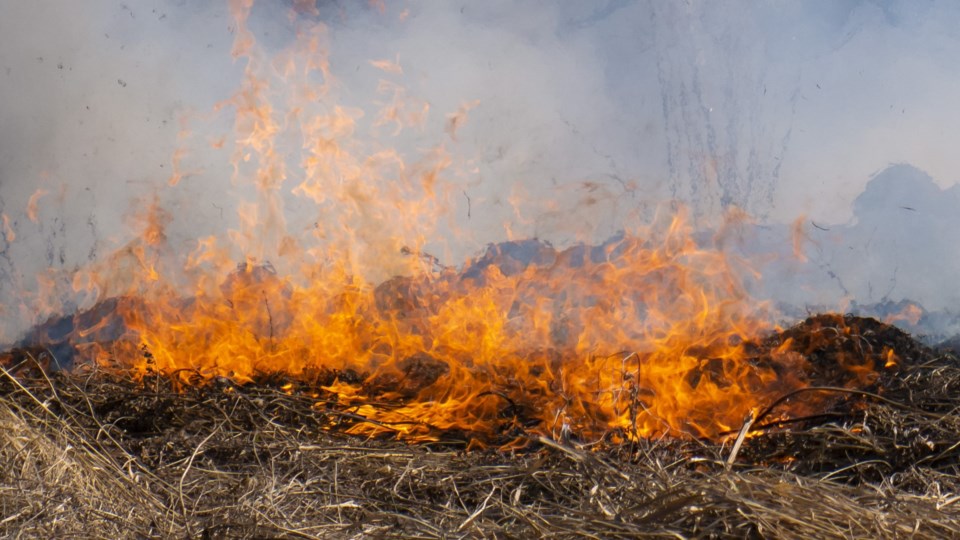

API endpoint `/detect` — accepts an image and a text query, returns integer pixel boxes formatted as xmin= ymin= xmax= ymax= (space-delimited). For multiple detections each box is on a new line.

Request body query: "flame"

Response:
xmin=1 ymin=213 xmax=14 ymax=243
xmin=27 ymin=189 xmax=49 ymax=223
xmin=28 ymin=1 xmax=887 ymax=446
xmin=883 ymin=347 xmax=899 ymax=369
xmin=370 ymin=56 xmax=404 ymax=75
xmin=445 ymin=100 xmax=480 ymax=142
xmin=791 ymin=215 xmax=809 ymax=262
xmin=105 ymin=204 xmax=808 ymax=441
xmin=883 ymin=303 xmax=924 ymax=327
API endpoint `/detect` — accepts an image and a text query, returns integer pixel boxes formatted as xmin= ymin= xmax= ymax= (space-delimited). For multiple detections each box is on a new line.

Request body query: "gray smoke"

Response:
xmin=2 ymin=0 xmax=960 ymax=343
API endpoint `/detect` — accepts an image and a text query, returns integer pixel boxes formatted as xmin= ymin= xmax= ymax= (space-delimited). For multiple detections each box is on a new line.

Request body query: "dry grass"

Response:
xmin=2 ymin=316 xmax=960 ymax=538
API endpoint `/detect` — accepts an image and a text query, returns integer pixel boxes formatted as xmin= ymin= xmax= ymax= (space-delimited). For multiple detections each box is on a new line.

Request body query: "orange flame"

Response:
xmin=1 ymin=214 xmax=14 ymax=243
xmin=113 ymin=215 xmax=797 ymax=441
xmin=27 ymin=189 xmax=49 ymax=223
xmin=42 ymin=1 xmax=883 ymax=446
xmin=445 ymin=100 xmax=480 ymax=142
xmin=883 ymin=303 xmax=924 ymax=327
xmin=370 ymin=56 xmax=404 ymax=75
xmin=791 ymin=215 xmax=809 ymax=262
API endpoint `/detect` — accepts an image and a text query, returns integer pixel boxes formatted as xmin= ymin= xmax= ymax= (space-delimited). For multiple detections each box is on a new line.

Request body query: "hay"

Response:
xmin=2 ymin=315 xmax=959 ymax=538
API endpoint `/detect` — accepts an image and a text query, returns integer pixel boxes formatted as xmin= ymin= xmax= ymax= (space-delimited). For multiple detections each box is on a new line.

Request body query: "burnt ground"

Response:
xmin=1 ymin=315 xmax=959 ymax=538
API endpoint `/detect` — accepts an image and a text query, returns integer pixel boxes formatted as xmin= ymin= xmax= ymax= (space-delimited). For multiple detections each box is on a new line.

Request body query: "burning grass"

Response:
xmin=7 ymin=2 xmax=958 ymax=536
xmin=2 ymin=315 xmax=959 ymax=538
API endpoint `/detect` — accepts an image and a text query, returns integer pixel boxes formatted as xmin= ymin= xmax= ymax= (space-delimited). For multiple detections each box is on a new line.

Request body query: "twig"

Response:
xmin=726 ymin=412 xmax=755 ymax=470
xmin=753 ymin=386 xmax=937 ymax=430
xmin=180 ymin=424 xmax=221 ymax=532
xmin=457 ymin=486 xmax=496 ymax=531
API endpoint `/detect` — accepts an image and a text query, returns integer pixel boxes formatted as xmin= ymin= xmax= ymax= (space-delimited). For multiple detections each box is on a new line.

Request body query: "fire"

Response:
xmin=883 ymin=302 xmax=924 ymax=327
xmin=13 ymin=1 xmax=888 ymax=446
xmin=1 ymin=214 xmax=15 ymax=243
xmin=27 ymin=189 xmax=49 ymax=224
xmin=103 ymin=204 xmax=812 ymax=443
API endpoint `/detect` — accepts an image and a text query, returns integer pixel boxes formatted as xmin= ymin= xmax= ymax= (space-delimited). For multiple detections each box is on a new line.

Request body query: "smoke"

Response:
xmin=2 ymin=0 xmax=960 ymax=342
